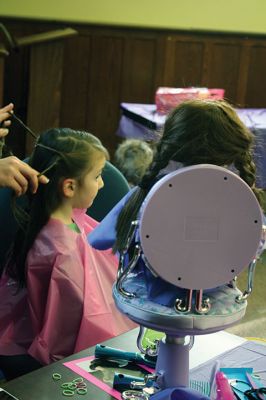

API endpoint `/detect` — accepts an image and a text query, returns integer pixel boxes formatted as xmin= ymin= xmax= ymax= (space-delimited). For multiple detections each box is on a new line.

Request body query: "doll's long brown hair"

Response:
xmin=113 ymin=99 xmax=265 ymax=253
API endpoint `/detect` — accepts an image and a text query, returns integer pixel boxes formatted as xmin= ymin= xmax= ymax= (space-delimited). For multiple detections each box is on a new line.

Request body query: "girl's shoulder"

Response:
xmin=72 ymin=208 xmax=98 ymax=235
xmin=30 ymin=218 xmax=78 ymax=256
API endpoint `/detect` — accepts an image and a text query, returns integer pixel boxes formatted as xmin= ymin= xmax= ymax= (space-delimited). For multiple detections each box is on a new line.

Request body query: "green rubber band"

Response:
xmin=52 ymin=373 xmax=62 ymax=380
xmin=68 ymin=383 xmax=77 ymax=390
xmin=62 ymin=389 xmax=74 ymax=396
xmin=77 ymin=388 xmax=87 ymax=395
xmin=61 ymin=383 xmax=73 ymax=389
xmin=72 ymin=377 xmax=84 ymax=383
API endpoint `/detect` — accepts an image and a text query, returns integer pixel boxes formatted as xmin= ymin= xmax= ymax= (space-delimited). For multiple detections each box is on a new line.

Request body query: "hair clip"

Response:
xmin=35 ymin=143 xmax=63 ymax=155
xmin=9 ymin=111 xmax=37 ymax=139
xmin=37 ymin=159 xmax=59 ymax=178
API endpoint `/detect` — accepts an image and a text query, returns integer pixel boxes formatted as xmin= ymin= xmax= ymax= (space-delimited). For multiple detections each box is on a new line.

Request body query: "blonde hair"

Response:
xmin=114 ymin=139 xmax=153 ymax=187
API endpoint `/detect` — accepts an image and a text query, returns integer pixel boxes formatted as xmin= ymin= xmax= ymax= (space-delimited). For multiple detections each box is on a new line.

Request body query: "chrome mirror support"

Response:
xmin=174 ymin=289 xmax=193 ymax=313
xmin=116 ymin=245 xmax=141 ymax=298
xmin=175 ymin=289 xmax=210 ymax=314
xmin=236 ymin=258 xmax=258 ymax=303
xmin=117 ymin=220 xmax=139 ymax=279
xmin=195 ymin=290 xmax=211 ymax=314
xmin=136 ymin=326 xmax=160 ymax=357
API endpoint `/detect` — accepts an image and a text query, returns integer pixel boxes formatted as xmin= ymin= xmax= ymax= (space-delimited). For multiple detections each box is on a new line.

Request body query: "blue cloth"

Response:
xmin=88 ymin=187 xmax=137 ymax=250
xmin=88 ymin=187 xmax=189 ymax=307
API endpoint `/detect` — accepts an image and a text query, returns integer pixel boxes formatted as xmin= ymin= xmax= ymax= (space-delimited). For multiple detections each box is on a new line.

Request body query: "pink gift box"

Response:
xmin=155 ymin=87 xmax=225 ymax=115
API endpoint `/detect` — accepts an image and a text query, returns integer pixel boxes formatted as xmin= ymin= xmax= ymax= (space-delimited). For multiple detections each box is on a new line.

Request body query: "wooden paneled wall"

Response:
xmin=2 ymin=18 xmax=266 ymax=158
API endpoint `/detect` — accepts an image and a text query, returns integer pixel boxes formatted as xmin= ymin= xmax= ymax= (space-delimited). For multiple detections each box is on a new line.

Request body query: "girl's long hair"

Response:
xmin=5 ymin=127 xmax=108 ymax=287
xmin=113 ymin=99 xmax=265 ymax=253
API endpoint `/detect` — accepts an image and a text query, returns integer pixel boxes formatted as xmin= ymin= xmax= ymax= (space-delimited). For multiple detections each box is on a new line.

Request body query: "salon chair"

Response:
xmin=88 ymin=160 xmax=130 ymax=221
xmin=113 ymin=164 xmax=265 ymax=399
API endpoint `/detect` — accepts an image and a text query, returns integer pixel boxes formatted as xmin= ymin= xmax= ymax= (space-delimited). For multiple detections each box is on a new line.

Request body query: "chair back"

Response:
xmin=88 ymin=161 xmax=130 ymax=221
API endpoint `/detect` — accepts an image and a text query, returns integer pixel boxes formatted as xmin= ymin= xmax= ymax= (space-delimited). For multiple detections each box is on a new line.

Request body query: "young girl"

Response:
xmin=89 ymin=99 xmax=265 ymax=304
xmin=0 ymin=128 xmax=134 ymax=379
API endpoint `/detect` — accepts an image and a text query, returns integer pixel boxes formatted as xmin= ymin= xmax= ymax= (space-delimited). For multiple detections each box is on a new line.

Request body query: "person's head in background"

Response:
xmin=7 ymin=127 xmax=108 ymax=286
xmin=114 ymin=99 xmax=265 ymax=253
xmin=114 ymin=139 xmax=153 ymax=187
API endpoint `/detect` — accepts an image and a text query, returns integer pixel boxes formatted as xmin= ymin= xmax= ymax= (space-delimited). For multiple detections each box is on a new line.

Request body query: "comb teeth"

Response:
xmin=189 ymin=379 xmax=211 ymax=396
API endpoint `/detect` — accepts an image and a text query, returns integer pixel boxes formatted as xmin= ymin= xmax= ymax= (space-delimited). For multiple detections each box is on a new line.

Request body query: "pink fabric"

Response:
xmin=0 ymin=210 xmax=135 ymax=365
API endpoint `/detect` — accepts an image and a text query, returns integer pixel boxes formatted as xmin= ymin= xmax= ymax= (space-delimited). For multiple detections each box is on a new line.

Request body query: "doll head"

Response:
xmin=114 ymin=99 xmax=264 ymax=253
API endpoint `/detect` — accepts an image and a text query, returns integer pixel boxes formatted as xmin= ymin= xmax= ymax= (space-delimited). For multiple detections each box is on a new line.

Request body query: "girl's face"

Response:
xmin=72 ymin=153 xmax=106 ymax=209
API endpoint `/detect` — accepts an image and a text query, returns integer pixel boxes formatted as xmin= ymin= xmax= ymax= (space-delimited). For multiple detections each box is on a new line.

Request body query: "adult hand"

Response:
xmin=0 ymin=103 xmax=14 ymax=138
xmin=0 ymin=156 xmax=49 ymax=196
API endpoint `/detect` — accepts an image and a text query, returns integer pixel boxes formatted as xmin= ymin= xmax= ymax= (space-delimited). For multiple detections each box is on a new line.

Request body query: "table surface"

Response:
xmin=119 ymin=103 xmax=266 ymax=130
xmin=1 ymin=329 xmax=259 ymax=400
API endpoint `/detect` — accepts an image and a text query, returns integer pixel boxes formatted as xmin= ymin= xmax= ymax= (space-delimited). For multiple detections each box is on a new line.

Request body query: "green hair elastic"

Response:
xmin=62 ymin=389 xmax=75 ymax=397
xmin=77 ymin=388 xmax=87 ymax=395
xmin=53 ymin=374 xmax=87 ymax=396
xmin=61 ymin=383 xmax=77 ymax=389
xmin=52 ymin=373 xmax=62 ymax=381
xmin=72 ymin=377 xmax=84 ymax=383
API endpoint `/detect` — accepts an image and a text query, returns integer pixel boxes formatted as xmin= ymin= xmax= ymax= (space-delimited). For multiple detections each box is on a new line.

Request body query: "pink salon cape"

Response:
xmin=0 ymin=209 xmax=135 ymax=365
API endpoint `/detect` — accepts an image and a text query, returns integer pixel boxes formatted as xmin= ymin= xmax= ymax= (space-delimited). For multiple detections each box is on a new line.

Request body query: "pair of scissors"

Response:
xmin=229 ymin=375 xmax=266 ymax=400
xmin=245 ymin=372 xmax=265 ymax=400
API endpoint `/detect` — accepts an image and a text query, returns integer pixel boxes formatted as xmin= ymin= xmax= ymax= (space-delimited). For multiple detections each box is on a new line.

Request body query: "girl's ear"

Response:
xmin=62 ymin=178 xmax=76 ymax=198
